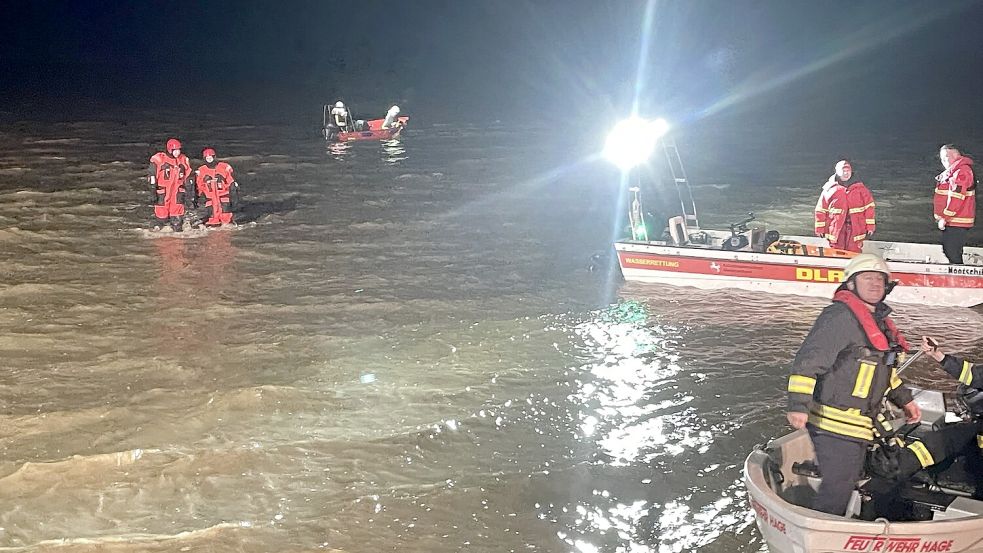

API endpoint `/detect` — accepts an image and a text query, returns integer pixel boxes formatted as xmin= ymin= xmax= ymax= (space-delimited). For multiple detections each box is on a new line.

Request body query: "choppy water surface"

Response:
xmin=0 ymin=114 xmax=981 ymax=552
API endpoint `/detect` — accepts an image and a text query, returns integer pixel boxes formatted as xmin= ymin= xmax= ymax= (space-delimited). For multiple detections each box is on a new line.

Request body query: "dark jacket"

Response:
xmin=938 ymin=354 xmax=983 ymax=389
xmin=788 ymin=299 xmax=914 ymax=442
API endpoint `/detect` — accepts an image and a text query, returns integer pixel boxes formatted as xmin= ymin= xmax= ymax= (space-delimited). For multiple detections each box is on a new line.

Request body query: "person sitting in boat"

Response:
xmin=381 ymin=105 xmax=402 ymax=130
xmin=814 ymin=160 xmax=875 ymax=253
xmin=934 ymin=144 xmax=975 ymax=264
xmin=922 ymin=335 xmax=983 ymax=438
xmin=787 ymin=253 xmax=922 ymax=516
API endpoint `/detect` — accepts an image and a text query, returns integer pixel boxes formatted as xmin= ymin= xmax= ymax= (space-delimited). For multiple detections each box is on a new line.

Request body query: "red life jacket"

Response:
xmin=195 ymin=162 xmax=235 ymax=199
xmin=150 ymin=152 xmax=191 ymax=188
xmin=150 ymin=152 xmax=191 ymax=219
xmin=832 ymin=290 xmax=909 ymax=352
xmin=195 ymin=162 xmax=236 ymax=225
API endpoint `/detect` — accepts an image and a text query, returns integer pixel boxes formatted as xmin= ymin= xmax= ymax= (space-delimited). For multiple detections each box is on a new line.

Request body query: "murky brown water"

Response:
xmin=0 ymin=114 xmax=980 ymax=552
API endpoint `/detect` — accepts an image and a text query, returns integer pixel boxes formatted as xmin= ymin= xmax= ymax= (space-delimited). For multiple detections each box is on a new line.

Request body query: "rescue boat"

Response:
xmin=604 ymin=122 xmax=983 ymax=308
xmin=744 ymin=387 xmax=983 ymax=553
xmin=336 ymin=116 xmax=409 ymax=142
xmin=615 ymin=228 xmax=983 ymax=308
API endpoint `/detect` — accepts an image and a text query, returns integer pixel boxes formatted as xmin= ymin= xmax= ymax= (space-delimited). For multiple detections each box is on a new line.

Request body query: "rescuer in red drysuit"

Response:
xmin=193 ymin=147 xmax=239 ymax=226
xmin=149 ymin=138 xmax=193 ymax=231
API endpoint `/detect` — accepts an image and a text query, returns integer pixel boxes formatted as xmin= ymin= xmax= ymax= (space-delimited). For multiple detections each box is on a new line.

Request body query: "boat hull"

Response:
xmin=615 ymin=235 xmax=983 ymax=307
xmin=334 ymin=116 xmax=410 ymax=142
xmin=745 ymin=429 xmax=983 ymax=553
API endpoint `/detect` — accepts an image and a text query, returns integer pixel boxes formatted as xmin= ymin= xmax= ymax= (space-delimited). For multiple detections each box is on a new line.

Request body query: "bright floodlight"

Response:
xmin=603 ymin=117 xmax=670 ymax=171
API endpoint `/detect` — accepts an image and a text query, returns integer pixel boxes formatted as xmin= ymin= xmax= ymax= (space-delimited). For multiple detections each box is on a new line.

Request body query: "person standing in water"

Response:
xmin=149 ymin=138 xmax=192 ymax=231
xmin=193 ymin=147 xmax=239 ymax=226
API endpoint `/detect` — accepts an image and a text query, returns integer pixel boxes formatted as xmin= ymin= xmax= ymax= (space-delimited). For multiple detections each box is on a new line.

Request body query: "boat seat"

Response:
xmin=668 ymin=216 xmax=688 ymax=245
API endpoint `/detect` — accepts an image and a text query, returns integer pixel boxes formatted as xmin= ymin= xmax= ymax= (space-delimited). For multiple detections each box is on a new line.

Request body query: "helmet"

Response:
xmin=166 ymin=138 xmax=181 ymax=151
xmin=335 ymin=101 xmax=345 ymax=109
xmin=202 ymin=147 xmax=216 ymax=158
xmin=843 ymin=253 xmax=891 ymax=281
xmin=389 ymin=105 xmax=400 ymax=114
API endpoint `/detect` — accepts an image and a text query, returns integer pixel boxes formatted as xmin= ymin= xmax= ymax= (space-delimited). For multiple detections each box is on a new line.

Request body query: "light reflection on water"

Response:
xmin=532 ymin=300 xmax=762 ymax=553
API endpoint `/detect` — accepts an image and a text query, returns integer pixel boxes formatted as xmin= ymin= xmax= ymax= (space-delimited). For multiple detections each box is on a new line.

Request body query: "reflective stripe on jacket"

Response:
xmin=787 ymin=291 xmax=913 ymax=442
xmin=934 ymin=156 xmax=976 ymax=228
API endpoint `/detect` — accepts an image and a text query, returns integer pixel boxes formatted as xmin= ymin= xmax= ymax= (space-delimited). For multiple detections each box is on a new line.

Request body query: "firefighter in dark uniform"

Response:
xmin=922 ymin=336 xmax=983 ymax=451
xmin=787 ymin=253 xmax=923 ymax=516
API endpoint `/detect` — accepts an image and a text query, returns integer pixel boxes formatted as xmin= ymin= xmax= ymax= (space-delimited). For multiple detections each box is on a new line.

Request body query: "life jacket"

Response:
xmin=150 ymin=152 xmax=191 ymax=218
xmin=195 ymin=162 xmax=236 ymax=225
xmin=832 ymin=289 xmax=909 ymax=352
xmin=150 ymin=152 xmax=191 ymax=188
xmin=332 ymin=108 xmax=349 ymax=128
xmin=195 ymin=162 xmax=235 ymax=198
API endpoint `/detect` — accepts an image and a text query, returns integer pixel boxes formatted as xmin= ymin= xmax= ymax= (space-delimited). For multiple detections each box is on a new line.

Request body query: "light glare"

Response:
xmin=603 ymin=117 xmax=669 ymax=171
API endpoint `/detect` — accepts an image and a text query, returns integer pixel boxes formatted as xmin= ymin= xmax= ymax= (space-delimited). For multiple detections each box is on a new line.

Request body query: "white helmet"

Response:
xmin=843 ymin=253 xmax=891 ymax=280
xmin=388 ymin=105 xmax=400 ymax=114
xmin=335 ymin=101 xmax=345 ymax=109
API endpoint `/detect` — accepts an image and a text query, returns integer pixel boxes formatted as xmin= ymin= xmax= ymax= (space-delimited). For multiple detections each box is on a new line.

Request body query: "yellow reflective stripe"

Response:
xmin=788 ymin=375 xmax=817 ymax=395
xmin=890 ymin=368 xmax=903 ymax=390
xmin=828 ymin=207 xmax=845 ymax=214
xmin=948 ymin=191 xmax=967 ymax=200
xmin=865 ymin=219 xmax=876 ymax=224
xmin=960 ymin=361 xmax=974 ymax=386
xmin=966 ymin=190 xmax=976 ymax=196
xmin=815 ymin=207 xmax=828 ymax=213
xmin=852 ymin=234 xmax=867 ymax=242
xmin=813 ymin=404 xmax=873 ymax=428
xmin=852 ymin=362 xmax=876 ymax=398
xmin=808 ymin=413 xmax=874 ymax=440
xmin=815 ymin=221 xmax=826 ymax=228
xmin=876 ymin=413 xmax=894 ymax=433
xmin=824 ymin=234 xmax=836 ymax=240
xmin=977 ymin=435 xmax=983 ymax=449
xmin=951 ymin=217 xmax=975 ymax=224
xmin=848 ymin=203 xmax=874 ymax=214
xmin=908 ymin=441 xmax=935 ymax=468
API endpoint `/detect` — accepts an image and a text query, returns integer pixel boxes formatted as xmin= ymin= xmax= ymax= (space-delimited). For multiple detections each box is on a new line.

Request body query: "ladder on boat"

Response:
xmin=661 ymin=136 xmax=700 ymax=230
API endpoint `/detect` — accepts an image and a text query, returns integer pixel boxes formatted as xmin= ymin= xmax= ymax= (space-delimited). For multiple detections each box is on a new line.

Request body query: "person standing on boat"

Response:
xmin=324 ymin=101 xmax=352 ymax=141
xmin=149 ymin=138 xmax=193 ymax=231
xmin=193 ymin=147 xmax=240 ymax=226
xmin=814 ymin=160 xmax=875 ymax=252
xmin=786 ymin=253 xmax=921 ymax=516
xmin=934 ymin=145 xmax=975 ymax=264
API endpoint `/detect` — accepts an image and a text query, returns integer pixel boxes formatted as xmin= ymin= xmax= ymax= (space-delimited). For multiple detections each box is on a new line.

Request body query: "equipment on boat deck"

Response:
xmin=611 ymin=125 xmax=983 ymax=307
xmin=628 ymin=187 xmax=648 ymax=241
xmin=746 ymin=385 xmax=983 ymax=552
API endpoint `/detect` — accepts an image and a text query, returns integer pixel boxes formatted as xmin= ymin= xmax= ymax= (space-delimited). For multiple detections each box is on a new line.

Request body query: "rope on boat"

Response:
xmin=871 ymin=517 xmax=894 ymax=551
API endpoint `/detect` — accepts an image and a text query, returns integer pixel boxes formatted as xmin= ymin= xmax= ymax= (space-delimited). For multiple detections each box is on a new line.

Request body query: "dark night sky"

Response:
xmin=2 ymin=0 xmax=983 ymax=130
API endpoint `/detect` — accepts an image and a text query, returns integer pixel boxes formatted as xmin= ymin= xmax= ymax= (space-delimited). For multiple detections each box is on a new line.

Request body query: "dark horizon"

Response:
xmin=3 ymin=0 xmax=983 ymax=136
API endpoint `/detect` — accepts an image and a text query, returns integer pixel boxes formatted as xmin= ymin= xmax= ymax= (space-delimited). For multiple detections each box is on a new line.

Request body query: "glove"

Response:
xmin=938 ymin=218 xmax=947 ymax=231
